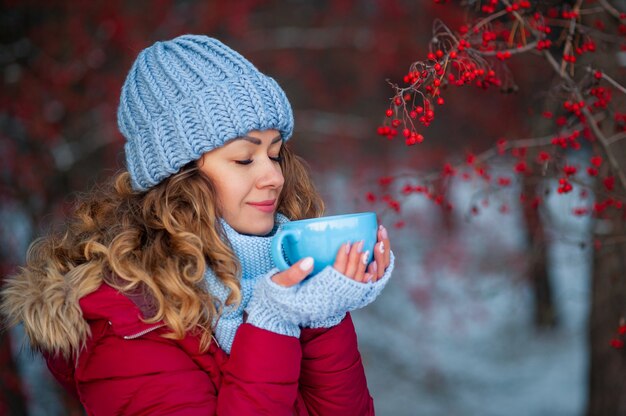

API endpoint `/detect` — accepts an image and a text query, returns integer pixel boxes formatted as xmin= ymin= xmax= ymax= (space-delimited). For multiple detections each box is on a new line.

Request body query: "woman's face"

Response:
xmin=198 ymin=129 xmax=284 ymax=236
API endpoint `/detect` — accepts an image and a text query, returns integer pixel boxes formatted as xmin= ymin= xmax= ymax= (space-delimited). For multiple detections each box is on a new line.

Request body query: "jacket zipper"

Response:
xmin=122 ymin=324 xmax=166 ymax=340
xmin=121 ymin=324 xmax=221 ymax=349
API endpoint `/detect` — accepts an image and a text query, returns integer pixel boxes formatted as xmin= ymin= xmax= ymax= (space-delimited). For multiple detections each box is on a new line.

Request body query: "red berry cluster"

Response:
xmin=496 ymin=51 xmax=512 ymax=61
xmin=505 ymin=1 xmax=531 ymax=13
xmin=610 ymin=323 xmax=626 ymax=350
xmin=366 ymin=178 xmax=402 ymax=214
xmin=557 ymin=178 xmax=573 ymax=194
xmin=378 ymin=36 xmax=507 ymax=145
xmin=577 ymin=39 xmax=596 ymax=54
xmin=481 ymin=0 xmax=498 ymax=14
xmin=593 ymin=197 xmax=624 ymax=216
xmin=563 ymin=54 xmax=577 ymax=63
xmin=562 ymin=34 xmax=596 ymax=65
xmin=563 ymin=100 xmax=586 ymax=118
xmin=551 ymin=130 xmax=581 ymax=150
xmin=560 ymin=9 xmax=579 ymax=19
xmin=537 ymin=151 xmax=551 ymax=162
xmin=497 ymin=176 xmax=512 ymax=186
xmin=536 ymin=39 xmax=552 ymax=51
xmin=615 ymin=112 xmax=626 ymax=131
xmin=532 ymin=15 xmax=552 ymax=35
xmin=589 ymin=87 xmax=611 ymax=109
xmin=556 ymin=165 xmax=577 ymax=194
xmin=587 ymin=155 xmax=602 ymax=176
xmin=366 ymin=173 xmax=458 ymax=219
xmin=366 ymin=192 xmax=401 ymax=216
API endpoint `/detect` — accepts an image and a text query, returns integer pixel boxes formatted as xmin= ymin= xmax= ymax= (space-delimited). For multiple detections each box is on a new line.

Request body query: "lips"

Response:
xmin=248 ymin=199 xmax=276 ymax=206
xmin=247 ymin=199 xmax=276 ymax=213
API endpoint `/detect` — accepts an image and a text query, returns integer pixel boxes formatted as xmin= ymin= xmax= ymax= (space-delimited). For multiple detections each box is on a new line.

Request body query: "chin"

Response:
xmin=255 ymin=221 xmax=275 ymax=236
xmin=235 ymin=219 xmax=275 ymax=236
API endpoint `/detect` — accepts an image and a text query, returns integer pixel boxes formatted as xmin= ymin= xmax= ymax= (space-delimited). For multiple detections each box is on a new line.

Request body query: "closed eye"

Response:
xmin=235 ymin=156 xmax=282 ymax=165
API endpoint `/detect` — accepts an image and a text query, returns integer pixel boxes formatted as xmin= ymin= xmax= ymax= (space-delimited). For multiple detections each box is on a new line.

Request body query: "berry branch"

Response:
xmin=594 ymin=68 xmax=626 ymax=96
xmin=376 ymin=0 xmax=626 ymax=206
xmin=598 ymin=0 xmax=625 ymax=19
xmin=538 ymin=47 xmax=626 ymax=192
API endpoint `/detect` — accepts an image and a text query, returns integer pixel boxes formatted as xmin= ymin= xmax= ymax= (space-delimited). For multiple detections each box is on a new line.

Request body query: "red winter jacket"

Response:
xmin=45 ymin=283 xmax=375 ymax=415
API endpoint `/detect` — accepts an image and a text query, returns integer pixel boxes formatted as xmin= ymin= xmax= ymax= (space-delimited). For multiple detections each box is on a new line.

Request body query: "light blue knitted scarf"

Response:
xmin=205 ymin=213 xmax=290 ymax=354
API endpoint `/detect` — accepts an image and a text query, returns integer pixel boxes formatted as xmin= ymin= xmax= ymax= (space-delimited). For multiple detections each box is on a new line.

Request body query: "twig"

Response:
xmin=606 ymin=131 xmax=626 ymax=146
xmin=547 ymin=18 xmax=626 ymax=44
xmin=561 ymin=0 xmax=584 ymax=76
xmin=499 ymin=0 xmax=544 ymax=39
xmin=597 ymin=0 xmax=624 ymax=19
xmin=578 ymin=6 xmax=609 ymax=15
xmin=478 ymin=40 xmax=539 ymax=56
xmin=594 ymin=69 xmax=626 ymax=95
xmin=473 ymin=9 xmax=508 ymax=32
xmin=509 ymin=19 xmax=519 ymax=47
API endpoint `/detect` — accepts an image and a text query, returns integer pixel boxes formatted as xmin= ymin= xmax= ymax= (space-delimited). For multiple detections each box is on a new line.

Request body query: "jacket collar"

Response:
xmin=79 ymin=283 xmax=162 ymax=338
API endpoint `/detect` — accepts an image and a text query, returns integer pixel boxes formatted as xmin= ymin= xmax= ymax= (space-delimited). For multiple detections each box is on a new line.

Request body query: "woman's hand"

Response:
xmin=333 ymin=225 xmax=391 ymax=283
xmin=271 ymin=257 xmax=315 ymax=287
xmin=270 ymin=224 xmax=391 ymax=287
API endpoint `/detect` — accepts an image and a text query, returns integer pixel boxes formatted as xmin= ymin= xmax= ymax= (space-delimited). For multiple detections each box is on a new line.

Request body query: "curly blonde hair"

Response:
xmin=2 ymin=143 xmax=324 ymax=356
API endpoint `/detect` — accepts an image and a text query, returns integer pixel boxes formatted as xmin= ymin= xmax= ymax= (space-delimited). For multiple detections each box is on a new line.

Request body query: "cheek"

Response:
xmin=213 ymin=176 xmax=247 ymax=207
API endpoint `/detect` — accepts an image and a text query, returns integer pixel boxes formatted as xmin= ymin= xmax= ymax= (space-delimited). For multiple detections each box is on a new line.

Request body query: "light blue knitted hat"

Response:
xmin=118 ymin=35 xmax=294 ymax=191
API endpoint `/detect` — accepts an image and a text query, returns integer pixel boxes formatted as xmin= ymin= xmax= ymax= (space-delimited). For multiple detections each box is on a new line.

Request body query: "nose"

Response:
xmin=256 ymin=158 xmax=284 ymax=189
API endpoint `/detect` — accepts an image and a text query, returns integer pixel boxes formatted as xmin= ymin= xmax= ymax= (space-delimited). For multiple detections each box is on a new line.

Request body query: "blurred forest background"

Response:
xmin=1 ymin=0 xmax=625 ymax=415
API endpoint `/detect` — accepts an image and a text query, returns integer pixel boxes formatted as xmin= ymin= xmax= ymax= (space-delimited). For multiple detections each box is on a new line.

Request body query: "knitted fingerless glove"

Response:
xmin=307 ymin=250 xmax=395 ymax=328
xmin=245 ymin=251 xmax=395 ymax=332
xmin=243 ymin=269 xmax=303 ymax=338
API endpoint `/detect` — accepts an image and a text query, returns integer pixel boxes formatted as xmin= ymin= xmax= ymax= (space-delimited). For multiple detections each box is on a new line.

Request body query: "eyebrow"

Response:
xmin=230 ymin=135 xmax=282 ymax=145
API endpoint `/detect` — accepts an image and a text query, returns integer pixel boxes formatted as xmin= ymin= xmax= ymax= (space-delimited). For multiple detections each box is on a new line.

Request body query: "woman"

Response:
xmin=1 ymin=35 xmax=394 ymax=415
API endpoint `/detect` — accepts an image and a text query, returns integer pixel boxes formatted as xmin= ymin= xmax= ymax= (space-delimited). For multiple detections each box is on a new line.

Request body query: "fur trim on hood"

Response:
xmin=1 ymin=264 xmax=94 ymax=359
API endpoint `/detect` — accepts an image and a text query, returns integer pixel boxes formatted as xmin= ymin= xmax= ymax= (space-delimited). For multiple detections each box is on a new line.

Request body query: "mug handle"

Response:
xmin=271 ymin=229 xmax=300 ymax=271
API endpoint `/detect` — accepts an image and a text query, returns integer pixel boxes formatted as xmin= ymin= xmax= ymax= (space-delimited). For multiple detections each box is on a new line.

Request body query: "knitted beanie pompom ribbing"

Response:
xmin=118 ymin=35 xmax=294 ymax=191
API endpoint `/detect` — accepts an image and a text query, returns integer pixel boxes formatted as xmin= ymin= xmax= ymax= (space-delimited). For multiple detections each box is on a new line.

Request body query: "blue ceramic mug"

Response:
xmin=271 ymin=212 xmax=378 ymax=275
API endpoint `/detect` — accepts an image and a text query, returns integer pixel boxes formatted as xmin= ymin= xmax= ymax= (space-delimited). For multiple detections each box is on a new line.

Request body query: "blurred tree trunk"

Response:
xmin=0 ymin=331 xmax=27 ymax=416
xmin=586 ymin=238 xmax=626 ymax=415
xmin=524 ymin=91 xmax=560 ymax=330
xmin=437 ymin=179 xmax=455 ymax=235
xmin=586 ymin=114 xmax=626 ymax=413
xmin=522 ymin=180 xmax=558 ymax=329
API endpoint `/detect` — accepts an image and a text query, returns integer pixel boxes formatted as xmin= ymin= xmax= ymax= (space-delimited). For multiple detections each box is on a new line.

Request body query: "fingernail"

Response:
xmin=380 ymin=225 xmax=388 ymax=239
xmin=379 ymin=241 xmax=385 ymax=254
xmin=300 ymin=257 xmax=314 ymax=271
xmin=357 ymin=240 xmax=364 ymax=253
xmin=345 ymin=242 xmax=351 ymax=255
xmin=361 ymin=251 xmax=369 ymax=265
xmin=372 ymin=261 xmax=378 ymax=273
